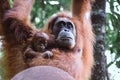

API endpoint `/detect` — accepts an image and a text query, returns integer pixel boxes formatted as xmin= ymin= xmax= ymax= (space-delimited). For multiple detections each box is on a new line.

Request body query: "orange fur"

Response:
xmin=28 ymin=12 xmax=94 ymax=80
xmin=1 ymin=0 xmax=35 ymax=80
xmin=1 ymin=0 xmax=94 ymax=80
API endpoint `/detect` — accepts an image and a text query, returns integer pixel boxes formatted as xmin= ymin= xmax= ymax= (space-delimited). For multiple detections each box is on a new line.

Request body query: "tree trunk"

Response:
xmin=91 ymin=0 xmax=108 ymax=80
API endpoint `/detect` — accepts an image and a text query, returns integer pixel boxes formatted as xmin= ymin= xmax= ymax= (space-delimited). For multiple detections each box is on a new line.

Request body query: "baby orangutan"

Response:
xmin=23 ymin=32 xmax=54 ymax=63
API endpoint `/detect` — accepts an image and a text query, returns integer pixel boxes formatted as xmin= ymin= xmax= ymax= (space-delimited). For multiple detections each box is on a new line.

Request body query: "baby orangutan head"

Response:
xmin=31 ymin=32 xmax=49 ymax=52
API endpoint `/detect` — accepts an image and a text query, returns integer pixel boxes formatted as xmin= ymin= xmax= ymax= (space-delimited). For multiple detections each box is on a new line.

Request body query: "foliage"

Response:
xmin=106 ymin=0 xmax=120 ymax=68
xmin=31 ymin=0 xmax=70 ymax=28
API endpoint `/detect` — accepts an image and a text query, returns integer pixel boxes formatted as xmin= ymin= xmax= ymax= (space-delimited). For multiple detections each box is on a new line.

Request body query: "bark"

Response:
xmin=91 ymin=0 xmax=108 ymax=80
